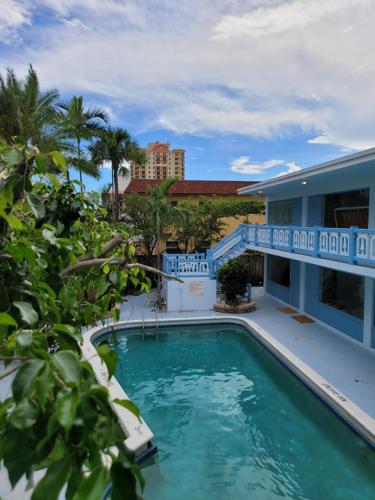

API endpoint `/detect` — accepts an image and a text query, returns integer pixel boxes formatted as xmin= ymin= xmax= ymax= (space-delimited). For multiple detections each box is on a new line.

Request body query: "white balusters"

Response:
xmin=257 ymin=227 xmax=271 ymax=244
xmin=307 ymin=231 xmax=315 ymax=251
xmin=356 ymin=234 xmax=369 ymax=259
xmin=339 ymin=233 xmax=349 ymax=256
xmin=248 ymin=226 xmax=256 ymax=243
xmin=319 ymin=232 xmax=328 ymax=253
xmin=328 ymin=232 xmax=339 ymax=254
xmin=273 ymin=228 xmax=289 ymax=247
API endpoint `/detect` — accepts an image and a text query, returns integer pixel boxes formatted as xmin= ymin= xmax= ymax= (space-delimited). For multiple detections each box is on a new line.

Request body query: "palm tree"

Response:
xmin=57 ymin=96 xmax=108 ymax=190
xmin=0 ymin=66 xmax=59 ymax=150
xmin=90 ymin=127 xmax=145 ymax=221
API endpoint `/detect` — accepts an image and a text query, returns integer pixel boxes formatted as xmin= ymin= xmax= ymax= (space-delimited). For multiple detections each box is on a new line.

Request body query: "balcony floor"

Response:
xmin=120 ymin=288 xmax=375 ymax=422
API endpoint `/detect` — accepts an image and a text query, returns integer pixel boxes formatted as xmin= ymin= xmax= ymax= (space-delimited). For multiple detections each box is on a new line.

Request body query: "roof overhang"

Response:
xmin=238 ymin=147 xmax=375 ymax=196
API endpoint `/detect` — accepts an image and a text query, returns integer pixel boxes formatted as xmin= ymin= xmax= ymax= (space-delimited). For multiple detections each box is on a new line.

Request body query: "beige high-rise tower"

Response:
xmin=131 ymin=142 xmax=185 ymax=180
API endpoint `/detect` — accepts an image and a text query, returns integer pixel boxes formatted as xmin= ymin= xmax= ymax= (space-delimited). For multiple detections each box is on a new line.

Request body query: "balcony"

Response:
xmin=163 ymin=224 xmax=375 ymax=278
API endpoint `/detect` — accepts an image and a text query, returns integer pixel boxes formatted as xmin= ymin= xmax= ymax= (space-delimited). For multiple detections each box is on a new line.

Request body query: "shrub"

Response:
xmin=217 ymin=257 xmax=250 ymax=305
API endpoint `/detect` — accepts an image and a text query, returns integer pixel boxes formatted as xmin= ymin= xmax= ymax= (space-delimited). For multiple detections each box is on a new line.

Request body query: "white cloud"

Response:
xmin=276 ymin=161 xmax=302 ymax=177
xmin=231 ymin=156 xmax=284 ymax=175
xmin=2 ymin=0 xmax=375 ymax=150
xmin=230 ymin=157 xmax=302 ymax=177
xmin=308 ymin=135 xmax=332 ymax=145
xmin=101 ymin=160 xmax=112 ymax=170
xmin=0 ymin=0 xmax=30 ymax=42
xmin=213 ymin=0 xmax=369 ymax=39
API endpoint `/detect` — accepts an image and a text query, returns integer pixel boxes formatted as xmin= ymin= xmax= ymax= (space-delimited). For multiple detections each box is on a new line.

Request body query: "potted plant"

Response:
xmin=215 ymin=257 xmax=256 ymax=313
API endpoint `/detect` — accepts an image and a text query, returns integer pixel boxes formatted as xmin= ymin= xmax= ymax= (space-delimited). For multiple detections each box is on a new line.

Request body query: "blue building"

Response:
xmin=238 ymin=148 xmax=375 ymax=350
xmin=163 ymin=147 xmax=375 ymax=350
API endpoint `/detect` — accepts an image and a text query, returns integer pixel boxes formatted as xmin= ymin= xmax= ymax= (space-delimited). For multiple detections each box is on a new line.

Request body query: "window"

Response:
xmin=321 ymin=269 xmax=364 ymax=319
xmin=324 ymin=189 xmax=369 ymax=228
xmin=170 ymin=201 xmax=178 ymax=207
xmin=268 ymin=200 xmax=293 ymax=225
xmin=268 ymin=256 xmax=290 ymax=287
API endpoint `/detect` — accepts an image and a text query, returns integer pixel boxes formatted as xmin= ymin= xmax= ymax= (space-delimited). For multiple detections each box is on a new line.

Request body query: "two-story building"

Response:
xmin=239 ymin=147 xmax=375 ymax=351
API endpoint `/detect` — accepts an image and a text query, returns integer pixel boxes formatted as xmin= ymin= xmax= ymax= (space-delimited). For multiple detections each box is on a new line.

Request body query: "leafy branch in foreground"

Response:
xmin=0 ymin=140 xmax=159 ymax=499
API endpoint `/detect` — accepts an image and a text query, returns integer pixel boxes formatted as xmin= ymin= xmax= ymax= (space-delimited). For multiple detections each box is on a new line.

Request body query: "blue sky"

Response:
xmin=1 ymin=0 xmax=374 ymax=192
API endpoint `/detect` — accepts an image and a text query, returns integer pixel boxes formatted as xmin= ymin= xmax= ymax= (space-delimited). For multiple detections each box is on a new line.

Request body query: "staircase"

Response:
xmin=163 ymin=224 xmax=250 ymax=279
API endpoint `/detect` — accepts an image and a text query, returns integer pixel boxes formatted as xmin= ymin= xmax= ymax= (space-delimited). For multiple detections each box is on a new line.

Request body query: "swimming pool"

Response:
xmin=109 ymin=323 xmax=375 ymax=500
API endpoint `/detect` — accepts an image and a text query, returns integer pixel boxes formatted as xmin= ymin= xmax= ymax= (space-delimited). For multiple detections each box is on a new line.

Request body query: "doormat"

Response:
xmin=278 ymin=307 xmax=297 ymax=314
xmin=292 ymin=315 xmax=315 ymax=324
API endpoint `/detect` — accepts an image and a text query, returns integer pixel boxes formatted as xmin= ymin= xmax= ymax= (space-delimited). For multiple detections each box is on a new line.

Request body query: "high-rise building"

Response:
xmin=130 ymin=142 xmax=185 ymax=180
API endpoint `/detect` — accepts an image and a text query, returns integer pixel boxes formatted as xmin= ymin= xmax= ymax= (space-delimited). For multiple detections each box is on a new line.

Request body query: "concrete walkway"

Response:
xmin=120 ymin=288 xmax=375 ymax=421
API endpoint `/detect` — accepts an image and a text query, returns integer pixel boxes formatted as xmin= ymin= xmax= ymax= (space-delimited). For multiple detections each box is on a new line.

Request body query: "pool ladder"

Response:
xmin=155 ymin=309 xmax=159 ymax=341
xmin=141 ymin=311 xmax=159 ymax=340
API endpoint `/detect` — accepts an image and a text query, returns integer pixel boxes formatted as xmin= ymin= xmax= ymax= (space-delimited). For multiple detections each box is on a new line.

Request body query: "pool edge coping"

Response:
xmin=82 ymin=315 xmax=375 ymax=452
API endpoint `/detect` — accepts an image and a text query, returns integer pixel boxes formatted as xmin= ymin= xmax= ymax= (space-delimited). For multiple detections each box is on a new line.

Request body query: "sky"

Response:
xmin=1 ymin=0 xmax=375 ymax=191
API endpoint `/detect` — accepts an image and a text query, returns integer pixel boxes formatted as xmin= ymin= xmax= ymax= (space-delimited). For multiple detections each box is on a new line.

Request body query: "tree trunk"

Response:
xmin=78 ymin=137 xmax=83 ymax=193
xmin=113 ymin=163 xmax=120 ymax=222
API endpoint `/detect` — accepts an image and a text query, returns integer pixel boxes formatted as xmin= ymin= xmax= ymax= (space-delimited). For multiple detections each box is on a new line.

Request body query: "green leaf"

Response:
xmin=0 ymin=312 xmax=17 ymax=327
xmin=110 ymin=461 xmax=138 ymax=500
xmin=16 ymin=332 xmax=33 ymax=348
xmin=109 ymin=271 xmax=118 ymax=285
xmin=56 ymin=388 xmax=79 ymax=433
xmin=42 ymin=228 xmax=58 ymax=246
xmin=53 ymin=323 xmax=82 ymax=343
xmin=1 ymin=146 xmax=22 ymax=166
xmin=34 ymin=363 xmax=54 ymax=411
xmin=35 ymin=156 xmax=47 ymax=174
xmin=12 ymin=359 xmax=44 ymax=401
xmin=129 ymin=276 xmax=139 ymax=287
xmin=51 ymin=151 xmax=67 ymax=172
xmin=3 ymin=428 xmax=35 ymax=487
xmin=10 ymin=399 xmax=39 ymax=429
xmin=1 ymin=211 xmax=23 ymax=230
xmin=31 ymin=456 xmax=71 ymax=500
xmin=25 ymin=191 xmax=46 ymax=219
xmin=73 ymin=466 xmax=109 ymax=500
xmin=47 ymin=173 xmax=60 ymax=188
xmin=96 ymin=344 xmax=117 ymax=379
xmin=14 ymin=301 xmax=38 ymax=326
xmin=52 ymin=351 xmax=82 ymax=386
xmin=36 ymin=436 xmax=66 ymax=470
xmin=113 ymin=399 xmax=141 ymax=422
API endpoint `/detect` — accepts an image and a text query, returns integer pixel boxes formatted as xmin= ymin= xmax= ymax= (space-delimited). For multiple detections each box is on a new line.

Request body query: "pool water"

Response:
xmin=110 ymin=323 xmax=375 ymax=500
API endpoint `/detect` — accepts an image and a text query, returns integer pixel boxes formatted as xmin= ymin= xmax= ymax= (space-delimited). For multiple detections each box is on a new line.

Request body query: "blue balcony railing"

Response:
xmin=162 ymin=224 xmax=375 ymax=278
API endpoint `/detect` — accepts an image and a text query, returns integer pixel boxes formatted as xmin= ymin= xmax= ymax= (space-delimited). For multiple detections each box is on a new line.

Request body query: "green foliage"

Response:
xmin=90 ymin=127 xmax=145 ymax=222
xmin=124 ymin=179 xmax=179 ymax=259
xmin=0 ymin=143 xmax=151 ymax=498
xmin=0 ymin=65 xmax=59 ymax=151
xmin=175 ymin=197 xmax=265 ymax=252
xmin=217 ymin=257 xmax=250 ymax=305
xmin=57 ymin=95 xmax=108 ymax=186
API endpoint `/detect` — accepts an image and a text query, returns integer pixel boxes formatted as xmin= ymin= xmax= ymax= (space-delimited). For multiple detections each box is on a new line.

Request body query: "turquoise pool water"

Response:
xmin=110 ymin=323 xmax=375 ymax=500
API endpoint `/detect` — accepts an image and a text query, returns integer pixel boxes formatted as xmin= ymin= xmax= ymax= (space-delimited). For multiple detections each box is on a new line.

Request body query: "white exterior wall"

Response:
xmin=164 ymin=278 xmax=217 ymax=312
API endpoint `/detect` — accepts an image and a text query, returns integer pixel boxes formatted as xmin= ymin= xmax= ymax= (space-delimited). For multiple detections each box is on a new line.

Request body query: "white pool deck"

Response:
xmin=120 ymin=288 xmax=375 ymax=423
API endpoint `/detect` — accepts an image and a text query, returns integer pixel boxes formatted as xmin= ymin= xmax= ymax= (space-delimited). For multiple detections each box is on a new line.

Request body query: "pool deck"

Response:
xmin=120 ymin=288 xmax=375 ymax=422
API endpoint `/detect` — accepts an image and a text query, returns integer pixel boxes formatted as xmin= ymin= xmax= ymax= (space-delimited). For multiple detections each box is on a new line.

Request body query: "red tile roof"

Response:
xmin=167 ymin=180 xmax=257 ymax=195
xmin=124 ymin=179 xmax=163 ymax=193
xmin=124 ymin=179 xmax=257 ymax=196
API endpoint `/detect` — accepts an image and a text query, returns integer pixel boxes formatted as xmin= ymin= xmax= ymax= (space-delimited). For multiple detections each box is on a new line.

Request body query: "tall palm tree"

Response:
xmin=57 ymin=96 xmax=108 ymax=190
xmin=0 ymin=66 xmax=59 ymax=150
xmin=90 ymin=127 xmax=145 ymax=221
